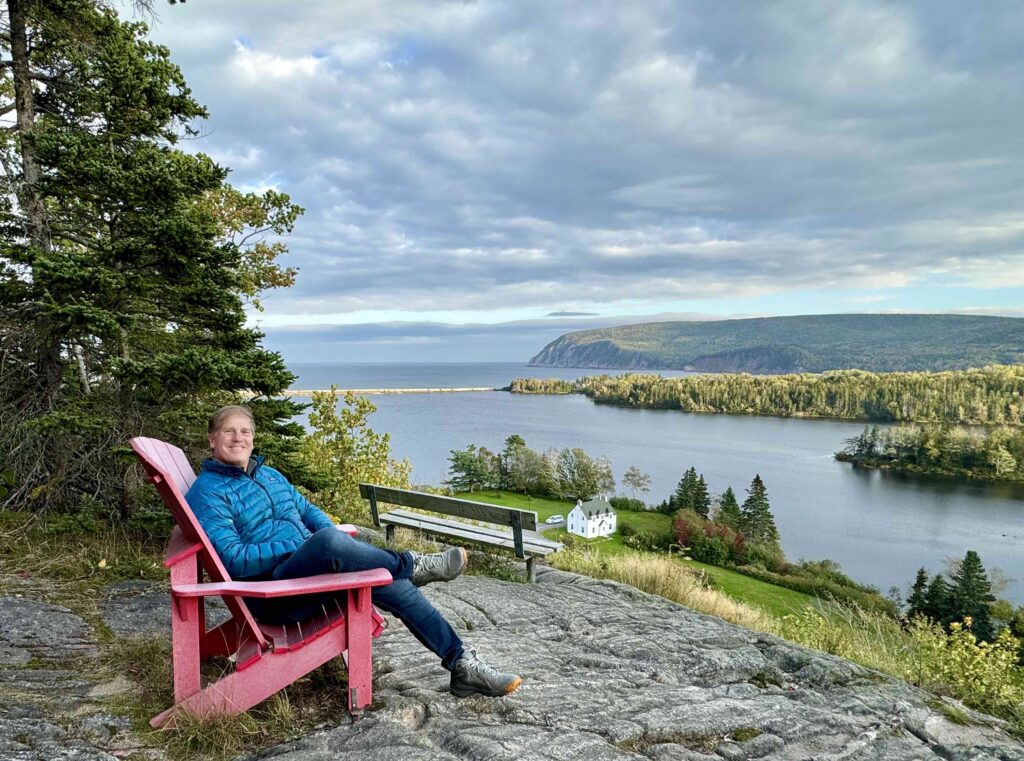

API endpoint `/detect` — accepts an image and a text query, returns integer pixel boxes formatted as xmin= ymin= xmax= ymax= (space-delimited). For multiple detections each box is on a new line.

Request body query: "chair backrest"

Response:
xmin=131 ymin=437 xmax=266 ymax=645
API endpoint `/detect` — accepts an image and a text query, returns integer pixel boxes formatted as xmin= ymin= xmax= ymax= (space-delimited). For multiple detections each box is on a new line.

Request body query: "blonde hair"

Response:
xmin=208 ymin=405 xmax=256 ymax=435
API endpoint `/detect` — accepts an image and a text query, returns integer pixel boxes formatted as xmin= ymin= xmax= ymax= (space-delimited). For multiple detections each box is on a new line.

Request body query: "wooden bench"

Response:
xmin=359 ymin=484 xmax=563 ymax=583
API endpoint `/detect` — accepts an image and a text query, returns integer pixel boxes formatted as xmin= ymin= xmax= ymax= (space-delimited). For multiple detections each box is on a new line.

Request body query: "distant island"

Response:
xmin=528 ymin=314 xmax=1024 ymax=373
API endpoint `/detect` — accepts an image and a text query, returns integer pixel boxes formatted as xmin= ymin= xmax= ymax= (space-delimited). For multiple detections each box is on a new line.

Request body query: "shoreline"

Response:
xmin=283 ymin=387 xmax=500 ymax=396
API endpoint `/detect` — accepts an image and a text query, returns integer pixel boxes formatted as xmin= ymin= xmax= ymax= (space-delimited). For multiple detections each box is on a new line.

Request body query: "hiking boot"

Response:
xmin=410 ymin=547 xmax=467 ymax=587
xmin=450 ymin=649 xmax=522 ymax=698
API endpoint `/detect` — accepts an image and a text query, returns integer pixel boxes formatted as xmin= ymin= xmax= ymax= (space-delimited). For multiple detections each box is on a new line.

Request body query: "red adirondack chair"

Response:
xmin=130 ymin=436 xmax=392 ymax=727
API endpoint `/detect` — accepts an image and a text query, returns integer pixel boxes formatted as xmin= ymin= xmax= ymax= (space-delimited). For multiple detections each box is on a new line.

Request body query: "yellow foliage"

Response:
xmin=299 ymin=388 xmax=411 ymax=522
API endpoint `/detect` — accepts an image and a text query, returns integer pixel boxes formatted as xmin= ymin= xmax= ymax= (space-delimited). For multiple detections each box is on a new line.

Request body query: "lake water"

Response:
xmin=289 ymin=363 xmax=1024 ymax=604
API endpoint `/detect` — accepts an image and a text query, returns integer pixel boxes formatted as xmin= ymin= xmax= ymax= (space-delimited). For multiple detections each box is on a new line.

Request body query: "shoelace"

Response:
xmin=416 ymin=553 xmax=448 ymax=573
xmin=465 ymin=656 xmax=504 ymax=680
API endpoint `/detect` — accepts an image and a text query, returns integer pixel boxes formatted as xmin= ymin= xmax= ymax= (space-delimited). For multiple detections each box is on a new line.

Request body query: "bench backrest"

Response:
xmin=358 ymin=484 xmax=539 ymax=531
xmin=130 ymin=436 xmax=267 ymax=648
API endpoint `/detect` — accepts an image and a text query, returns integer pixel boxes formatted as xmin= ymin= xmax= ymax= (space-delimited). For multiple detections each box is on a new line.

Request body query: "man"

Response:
xmin=186 ymin=404 xmax=521 ymax=698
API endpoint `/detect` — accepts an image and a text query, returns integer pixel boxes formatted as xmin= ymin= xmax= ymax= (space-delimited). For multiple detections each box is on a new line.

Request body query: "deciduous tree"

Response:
xmin=301 ymin=389 xmax=411 ymax=518
xmin=556 ymin=447 xmax=614 ymax=501
xmin=622 ymin=465 xmax=650 ymax=499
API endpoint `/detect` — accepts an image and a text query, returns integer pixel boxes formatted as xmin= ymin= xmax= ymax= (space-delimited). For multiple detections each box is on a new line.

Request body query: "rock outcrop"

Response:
xmin=1 ymin=565 xmax=1022 ymax=760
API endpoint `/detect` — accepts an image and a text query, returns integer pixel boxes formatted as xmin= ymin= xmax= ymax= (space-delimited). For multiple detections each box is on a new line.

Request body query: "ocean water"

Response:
xmin=289 ymin=362 xmax=698 ymax=390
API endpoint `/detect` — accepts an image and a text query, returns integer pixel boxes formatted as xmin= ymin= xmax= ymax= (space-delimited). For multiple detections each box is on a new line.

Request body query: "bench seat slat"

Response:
xmin=380 ymin=509 xmax=561 ymax=556
xmin=361 ymin=484 xmax=539 ymax=531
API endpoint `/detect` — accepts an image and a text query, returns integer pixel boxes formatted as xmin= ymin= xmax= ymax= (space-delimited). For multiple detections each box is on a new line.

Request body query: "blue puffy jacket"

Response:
xmin=186 ymin=456 xmax=334 ymax=579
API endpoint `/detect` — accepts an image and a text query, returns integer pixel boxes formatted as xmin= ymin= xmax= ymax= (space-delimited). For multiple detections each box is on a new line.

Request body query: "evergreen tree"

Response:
xmin=950 ymin=550 xmax=996 ymax=641
xmin=670 ymin=467 xmax=698 ymax=512
xmin=0 ymin=2 xmax=302 ymax=513
xmin=741 ymin=474 xmax=779 ymax=544
xmin=906 ymin=567 xmax=929 ymax=619
xmin=716 ymin=487 xmax=743 ymax=532
xmin=445 ymin=445 xmax=500 ymax=492
xmin=923 ymin=574 xmax=952 ymax=623
xmin=693 ymin=474 xmax=711 ymax=517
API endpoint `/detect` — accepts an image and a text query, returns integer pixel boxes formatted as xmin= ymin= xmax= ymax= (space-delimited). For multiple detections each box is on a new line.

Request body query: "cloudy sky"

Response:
xmin=136 ymin=1 xmax=1024 ymax=362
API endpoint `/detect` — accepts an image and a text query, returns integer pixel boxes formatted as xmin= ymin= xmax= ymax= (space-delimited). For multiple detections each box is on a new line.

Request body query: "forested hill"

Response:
xmin=528 ymin=314 xmax=1024 ymax=373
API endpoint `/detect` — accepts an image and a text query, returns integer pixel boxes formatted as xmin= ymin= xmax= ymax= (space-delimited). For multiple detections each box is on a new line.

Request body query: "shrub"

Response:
xmin=776 ymin=608 xmax=1023 ymax=734
xmin=744 ymin=541 xmax=787 ymax=573
xmin=623 ymin=529 xmax=673 ymax=552
xmin=739 ymin=564 xmax=895 ymax=616
xmin=609 ymin=496 xmax=646 ymax=512
xmin=796 ymin=558 xmax=879 ymax=594
xmin=673 ymin=510 xmax=749 ymax=566
xmin=907 ymin=618 xmax=1023 ymax=725
xmin=695 ymin=534 xmax=731 ymax=566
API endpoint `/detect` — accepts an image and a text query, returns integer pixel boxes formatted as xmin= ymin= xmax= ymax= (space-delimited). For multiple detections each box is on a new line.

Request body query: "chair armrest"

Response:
xmin=171 ymin=568 xmax=393 ymax=599
xmin=163 ymin=526 xmax=202 ymax=568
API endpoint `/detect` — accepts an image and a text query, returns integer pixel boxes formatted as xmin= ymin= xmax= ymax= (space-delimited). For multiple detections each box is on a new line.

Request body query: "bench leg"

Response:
xmin=526 ymin=556 xmax=537 ymax=584
xmin=385 ymin=524 xmax=395 ymax=546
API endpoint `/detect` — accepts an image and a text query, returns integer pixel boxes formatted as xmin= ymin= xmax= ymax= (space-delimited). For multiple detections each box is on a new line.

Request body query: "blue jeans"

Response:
xmin=247 ymin=528 xmax=466 ymax=671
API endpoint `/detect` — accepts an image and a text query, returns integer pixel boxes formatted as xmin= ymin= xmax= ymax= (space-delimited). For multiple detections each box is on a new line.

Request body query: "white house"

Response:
xmin=567 ymin=498 xmax=617 ymax=539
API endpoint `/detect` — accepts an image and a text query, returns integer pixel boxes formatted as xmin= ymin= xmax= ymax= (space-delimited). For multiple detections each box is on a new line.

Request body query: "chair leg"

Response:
xmin=526 ymin=556 xmax=537 ymax=584
xmin=151 ymin=627 xmax=351 ymax=728
xmin=346 ymin=587 xmax=374 ymax=713
xmin=169 ymin=560 xmax=202 ymax=703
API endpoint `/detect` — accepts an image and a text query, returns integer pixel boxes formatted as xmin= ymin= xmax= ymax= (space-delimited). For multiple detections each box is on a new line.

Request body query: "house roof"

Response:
xmin=575 ymin=498 xmax=616 ymax=519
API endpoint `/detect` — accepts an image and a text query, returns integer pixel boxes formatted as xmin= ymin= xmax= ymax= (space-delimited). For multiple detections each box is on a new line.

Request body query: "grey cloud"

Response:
xmin=259 ymin=311 xmax=722 ymax=363
xmin=138 ymin=1 xmax=1024 ymax=318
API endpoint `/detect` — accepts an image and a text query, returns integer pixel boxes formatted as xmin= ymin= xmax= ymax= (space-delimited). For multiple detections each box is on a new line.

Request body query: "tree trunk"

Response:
xmin=7 ymin=0 xmax=64 ymax=405
xmin=73 ymin=344 xmax=91 ymax=394
xmin=7 ymin=0 xmax=49 ymax=252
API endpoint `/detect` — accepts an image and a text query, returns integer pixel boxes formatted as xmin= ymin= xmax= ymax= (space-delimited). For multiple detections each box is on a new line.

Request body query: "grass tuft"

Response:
xmin=107 ymin=635 xmax=356 ymax=760
xmin=0 ymin=509 xmax=167 ymax=586
xmin=549 ymin=548 xmax=772 ymax=631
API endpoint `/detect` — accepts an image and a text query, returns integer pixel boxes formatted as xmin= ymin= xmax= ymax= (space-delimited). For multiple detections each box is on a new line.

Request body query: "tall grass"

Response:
xmin=773 ymin=606 xmax=1024 ymax=734
xmin=549 ymin=548 xmax=772 ymax=631
xmin=0 ymin=508 xmax=167 ymax=583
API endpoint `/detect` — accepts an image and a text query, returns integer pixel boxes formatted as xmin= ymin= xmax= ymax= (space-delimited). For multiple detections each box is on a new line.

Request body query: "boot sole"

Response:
xmin=450 ymin=676 xmax=522 ymax=698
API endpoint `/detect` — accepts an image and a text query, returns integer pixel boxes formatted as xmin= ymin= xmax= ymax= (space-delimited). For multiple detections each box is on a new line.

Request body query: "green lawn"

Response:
xmin=455 ymin=490 xmax=818 ymax=617
xmin=456 ymin=490 xmax=571 ymax=522
xmin=678 ymin=558 xmax=819 ymax=618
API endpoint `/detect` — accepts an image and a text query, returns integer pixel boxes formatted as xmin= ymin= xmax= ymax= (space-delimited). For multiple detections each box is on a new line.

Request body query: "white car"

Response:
xmin=545 ymin=515 xmax=565 ymax=525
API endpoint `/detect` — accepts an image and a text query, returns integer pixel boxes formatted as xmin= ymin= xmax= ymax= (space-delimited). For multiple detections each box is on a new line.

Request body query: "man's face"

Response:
xmin=208 ymin=413 xmax=254 ymax=468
